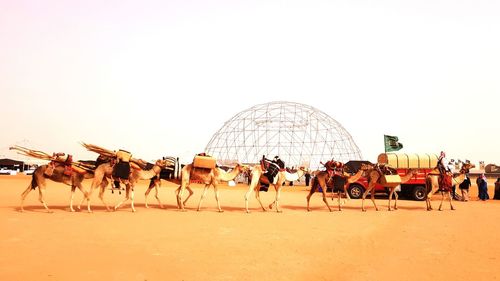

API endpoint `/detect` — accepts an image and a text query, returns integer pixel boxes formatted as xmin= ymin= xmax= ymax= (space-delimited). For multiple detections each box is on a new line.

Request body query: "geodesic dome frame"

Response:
xmin=204 ymin=101 xmax=362 ymax=170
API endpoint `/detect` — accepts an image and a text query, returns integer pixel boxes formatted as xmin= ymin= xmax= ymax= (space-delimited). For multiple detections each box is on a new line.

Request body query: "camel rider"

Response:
xmin=437 ymin=151 xmax=451 ymax=176
xmin=261 ymin=155 xmax=284 ymax=184
xmin=273 ymin=156 xmax=285 ymax=170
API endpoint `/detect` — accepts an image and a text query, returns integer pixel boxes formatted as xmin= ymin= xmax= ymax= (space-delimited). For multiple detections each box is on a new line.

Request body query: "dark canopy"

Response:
xmin=0 ymin=158 xmax=25 ymax=171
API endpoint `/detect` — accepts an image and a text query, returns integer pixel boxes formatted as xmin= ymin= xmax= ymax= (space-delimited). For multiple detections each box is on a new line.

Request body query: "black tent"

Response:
xmin=0 ymin=158 xmax=25 ymax=172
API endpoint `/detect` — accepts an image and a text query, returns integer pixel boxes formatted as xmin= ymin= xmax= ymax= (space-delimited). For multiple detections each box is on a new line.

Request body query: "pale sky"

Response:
xmin=1 ymin=0 xmax=499 ymax=165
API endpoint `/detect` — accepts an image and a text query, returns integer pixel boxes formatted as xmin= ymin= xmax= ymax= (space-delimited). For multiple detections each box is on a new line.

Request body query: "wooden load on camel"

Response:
xmin=9 ymin=145 xmax=95 ymax=174
xmin=379 ymin=175 xmax=402 ymax=186
xmin=193 ymin=154 xmax=216 ymax=169
xmin=80 ymin=142 xmax=176 ymax=171
xmin=81 ymin=142 xmax=141 ymax=169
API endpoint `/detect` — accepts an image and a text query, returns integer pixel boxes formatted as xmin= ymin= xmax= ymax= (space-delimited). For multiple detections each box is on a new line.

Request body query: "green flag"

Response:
xmin=384 ymin=135 xmax=403 ymax=152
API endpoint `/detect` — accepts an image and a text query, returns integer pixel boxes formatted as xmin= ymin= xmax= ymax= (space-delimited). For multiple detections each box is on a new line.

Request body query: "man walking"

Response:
xmin=459 ymin=174 xmax=471 ymax=201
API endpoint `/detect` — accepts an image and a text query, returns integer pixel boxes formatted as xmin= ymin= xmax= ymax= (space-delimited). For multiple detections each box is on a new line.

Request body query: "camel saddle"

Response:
xmin=438 ymin=174 xmax=453 ymax=192
xmin=260 ymin=159 xmax=281 ymax=184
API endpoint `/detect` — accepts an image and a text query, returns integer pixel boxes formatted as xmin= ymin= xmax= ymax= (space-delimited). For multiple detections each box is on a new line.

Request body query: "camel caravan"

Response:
xmin=9 ymin=144 xmax=472 ymax=213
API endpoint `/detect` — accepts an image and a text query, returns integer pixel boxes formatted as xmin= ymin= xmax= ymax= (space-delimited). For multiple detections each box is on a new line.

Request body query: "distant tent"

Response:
xmin=0 ymin=158 xmax=25 ymax=172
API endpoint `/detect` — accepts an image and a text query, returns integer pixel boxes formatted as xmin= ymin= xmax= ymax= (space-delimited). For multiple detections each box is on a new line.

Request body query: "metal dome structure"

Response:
xmin=204 ymin=101 xmax=362 ymax=170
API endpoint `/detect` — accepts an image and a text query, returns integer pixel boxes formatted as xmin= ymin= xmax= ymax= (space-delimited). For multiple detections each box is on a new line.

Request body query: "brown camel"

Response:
xmin=361 ymin=165 xmax=417 ymax=211
xmin=176 ymin=163 xmax=248 ymax=212
xmin=244 ymin=166 xmax=305 ymax=213
xmin=81 ymin=159 xmax=167 ymax=212
xmin=425 ymin=162 xmax=475 ymax=211
xmin=144 ymin=157 xmax=177 ymax=208
xmin=20 ymin=164 xmax=98 ymax=212
xmin=306 ymin=163 xmax=370 ymax=212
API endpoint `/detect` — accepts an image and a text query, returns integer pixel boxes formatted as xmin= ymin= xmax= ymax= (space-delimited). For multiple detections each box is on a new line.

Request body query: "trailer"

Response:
xmin=345 ymin=153 xmax=439 ymax=201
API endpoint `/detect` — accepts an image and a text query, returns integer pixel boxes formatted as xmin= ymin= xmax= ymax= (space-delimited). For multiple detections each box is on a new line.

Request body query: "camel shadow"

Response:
xmin=12 ymin=204 xmax=112 ymax=213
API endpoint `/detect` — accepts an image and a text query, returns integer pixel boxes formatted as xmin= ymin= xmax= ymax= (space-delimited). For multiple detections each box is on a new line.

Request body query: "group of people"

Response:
xmin=439 ymin=151 xmax=500 ymax=201
xmin=259 ymin=151 xmax=500 ymax=201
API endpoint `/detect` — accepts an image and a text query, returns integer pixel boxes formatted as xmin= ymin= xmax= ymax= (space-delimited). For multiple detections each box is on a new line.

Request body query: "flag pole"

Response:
xmin=384 ymin=135 xmax=387 ymax=153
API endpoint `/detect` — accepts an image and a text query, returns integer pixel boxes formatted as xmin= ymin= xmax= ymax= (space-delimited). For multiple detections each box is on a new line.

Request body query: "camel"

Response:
xmin=20 ymin=163 xmax=99 ymax=212
xmin=175 ymin=163 xmax=248 ymax=212
xmin=9 ymin=145 xmax=99 ymax=212
xmin=306 ymin=163 xmax=371 ymax=212
xmin=425 ymin=162 xmax=475 ymax=211
xmin=244 ymin=166 xmax=305 ymax=213
xmin=144 ymin=156 xmax=177 ymax=208
xmin=361 ymin=165 xmax=417 ymax=211
xmin=81 ymin=159 xmax=167 ymax=212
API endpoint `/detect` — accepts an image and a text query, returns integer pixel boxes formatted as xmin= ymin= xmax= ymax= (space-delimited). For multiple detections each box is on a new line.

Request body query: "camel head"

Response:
xmin=155 ymin=159 xmax=168 ymax=168
xmin=460 ymin=162 xmax=475 ymax=173
xmin=360 ymin=163 xmax=375 ymax=171
xmin=231 ymin=163 xmax=250 ymax=174
xmin=240 ymin=164 xmax=251 ymax=173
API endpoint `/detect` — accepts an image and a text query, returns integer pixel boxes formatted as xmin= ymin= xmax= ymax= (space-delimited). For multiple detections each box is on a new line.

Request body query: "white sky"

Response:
xmin=1 ymin=0 xmax=499 ymax=165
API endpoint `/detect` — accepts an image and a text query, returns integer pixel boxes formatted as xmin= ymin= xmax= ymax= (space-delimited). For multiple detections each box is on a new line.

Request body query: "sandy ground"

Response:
xmin=0 ymin=174 xmax=499 ymax=281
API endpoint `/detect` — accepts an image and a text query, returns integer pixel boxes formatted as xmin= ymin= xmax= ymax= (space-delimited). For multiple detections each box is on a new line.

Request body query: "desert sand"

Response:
xmin=0 ymin=174 xmax=499 ymax=281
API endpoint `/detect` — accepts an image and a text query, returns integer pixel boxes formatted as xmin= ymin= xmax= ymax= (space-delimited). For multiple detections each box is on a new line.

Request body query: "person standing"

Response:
xmin=459 ymin=174 xmax=471 ymax=201
xmin=304 ymin=170 xmax=311 ymax=187
xmin=494 ymin=178 xmax=500 ymax=200
xmin=477 ymin=174 xmax=490 ymax=201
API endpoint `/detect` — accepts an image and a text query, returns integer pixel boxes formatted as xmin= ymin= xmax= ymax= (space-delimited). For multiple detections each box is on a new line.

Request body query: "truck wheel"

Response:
xmin=348 ymin=184 xmax=364 ymax=199
xmin=411 ymin=186 xmax=427 ymax=201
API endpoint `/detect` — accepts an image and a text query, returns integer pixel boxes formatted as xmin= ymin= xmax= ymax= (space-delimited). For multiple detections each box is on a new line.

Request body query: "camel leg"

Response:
xmin=321 ymin=188 xmax=333 ymax=212
xmin=82 ymin=177 xmax=104 ymax=213
xmin=393 ymin=189 xmax=399 ymax=210
xmin=214 ymin=185 xmax=223 ymax=213
xmin=175 ymin=186 xmax=181 ymax=208
xmin=370 ymin=189 xmax=378 ymax=211
xmin=114 ymin=184 xmax=131 ymax=211
xmin=426 ymin=191 xmax=433 ymax=211
xmin=306 ymin=184 xmax=318 ymax=212
xmin=244 ymin=186 xmax=253 ymax=213
xmin=177 ymin=186 xmax=187 ymax=211
xmin=71 ymin=181 xmax=87 ymax=212
xmin=361 ymin=188 xmax=371 ymax=212
xmin=255 ymin=187 xmax=267 ymax=212
xmin=144 ymin=185 xmax=153 ymax=209
xmin=449 ymin=191 xmax=455 ymax=210
xmin=97 ymin=183 xmax=111 ymax=212
xmin=337 ymin=192 xmax=342 ymax=211
xmin=388 ymin=187 xmax=394 ymax=211
xmin=393 ymin=188 xmax=399 ymax=210
xmin=183 ymin=186 xmax=194 ymax=206
xmin=343 ymin=185 xmax=351 ymax=201
xmin=153 ymin=184 xmax=164 ymax=209
xmin=426 ymin=183 xmax=437 ymax=211
xmin=197 ymin=184 xmax=209 ymax=211
xmin=130 ymin=185 xmax=136 ymax=212
xmin=274 ymin=187 xmax=283 ymax=213
xmin=38 ymin=186 xmax=52 ymax=213
xmin=438 ymin=191 xmax=445 ymax=211
xmin=69 ymin=185 xmax=76 ymax=212
xmin=20 ymin=184 xmax=33 ymax=212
